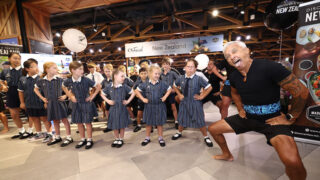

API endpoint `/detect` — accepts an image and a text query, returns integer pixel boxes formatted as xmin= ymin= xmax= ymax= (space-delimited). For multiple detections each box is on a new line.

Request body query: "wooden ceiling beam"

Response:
xmin=87 ymin=24 xmax=108 ymax=41
xmin=217 ymin=13 xmax=242 ymax=25
xmin=88 ymin=22 xmax=265 ymax=44
xmin=111 ymin=25 xmax=131 ymax=39
xmin=174 ymin=15 xmax=201 ymax=29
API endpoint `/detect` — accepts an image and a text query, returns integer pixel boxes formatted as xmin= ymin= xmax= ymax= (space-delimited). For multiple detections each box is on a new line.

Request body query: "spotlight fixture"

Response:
xmin=246 ymin=35 xmax=251 ymax=40
xmin=236 ymin=36 xmax=241 ymax=41
xmin=89 ymin=49 xmax=94 ymax=53
xmin=98 ymin=49 xmax=102 ymax=53
xmin=55 ymin=32 xmax=61 ymax=37
xmin=118 ymin=47 xmax=122 ymax=51
xmin=285 ymin=57 xmax=289 ymax=61
xmin=240 ymin=10 xmax=245 ymax=15
xmin=102 ymin=32 xmax=106 ymax=37
xmin=250 ymin=14 xmax=255 ymax=20
xmin=71 ymin=52 xmax=74 ymax=55
xmin=212 ymin=9 xmax=219 ymax=17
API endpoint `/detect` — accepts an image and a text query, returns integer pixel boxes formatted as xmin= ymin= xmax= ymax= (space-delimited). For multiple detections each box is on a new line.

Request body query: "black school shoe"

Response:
xmin=111 ymin=140 xmax=119 ymax=147
xmin=75 ymin=139 xmax=86 ymax=149
xmin=11 ymin=132 xmax=23 ymax=139
xmin=171 ymin=133 xmax=182 ymax=140
xmin=103 ymin=127 xmax=112 ymax=133
xmin=61 ymin=138 xmax=73 ymax=147
xmin=133 ymin=126 xmax=141 ymax=132
xmin=116 ymin=140 xmax=123 ymax=148
xmin=85 ymin=140 xmax=94 ymax=149
xmin=159 ymin=139 xmax=166 ymax=147
xmin=204 ymin=137 xmax=213 ymax=147
xmin=141 ymin=139 xmax=151 ymax=146
xmin=47 ymin=138 xmax=62 ymax=146
xmin=20 ymin=132 xmax=33 ymax=139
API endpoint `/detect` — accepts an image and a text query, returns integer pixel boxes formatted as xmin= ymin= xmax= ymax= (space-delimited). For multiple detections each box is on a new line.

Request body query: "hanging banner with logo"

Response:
xmin=292 ymin=0 xmax=320 ymax=144
xmin=125 ymin=35 xmax=223 ymax=58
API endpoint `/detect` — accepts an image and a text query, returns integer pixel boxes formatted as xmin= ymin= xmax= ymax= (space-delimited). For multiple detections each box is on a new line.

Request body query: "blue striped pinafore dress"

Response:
xmin=175 ymin=74 xmax=211 ymax=128
xmin=137 ymin=81 xmax=170 ymax=126
xmin=63 ymin=77 xmax=96 ymax=124
xmin=36 ymin=76 xmax=68 ymax=121
xmin=103 ymin=84 xmax=132 ymax=129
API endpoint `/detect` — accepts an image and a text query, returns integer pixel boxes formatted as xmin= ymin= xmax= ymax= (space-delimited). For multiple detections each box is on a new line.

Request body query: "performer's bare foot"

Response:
xmin=0 ymin=128 xmax=9 ymax=134
xmin=213 ymin=154 xmax=234 ymax=162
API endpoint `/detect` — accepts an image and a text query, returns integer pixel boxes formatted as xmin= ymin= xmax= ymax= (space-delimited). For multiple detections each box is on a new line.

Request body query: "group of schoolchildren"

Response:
xmin=0 ymin=53 xmax=220 ymax=150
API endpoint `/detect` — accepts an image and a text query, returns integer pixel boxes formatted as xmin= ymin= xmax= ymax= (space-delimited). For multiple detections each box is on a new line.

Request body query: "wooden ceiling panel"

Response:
xmin=24 ymin=0 xmax=130 ymax=14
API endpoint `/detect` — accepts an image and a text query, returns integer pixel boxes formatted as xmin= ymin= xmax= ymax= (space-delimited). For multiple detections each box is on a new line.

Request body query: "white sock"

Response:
xmin=66 ymin=135 xmax=72 ymax=140
xmin=28 ymin=128 xmax=33 ymax=133
xmin=19 ymin=127 xmax=25 ymax=133
xmin=87 ymin=138 xmax=92 ymax=142
xmin=204 ymin=136 xmax=209 ymax=139
xmin=55 ymin=135 xmax=61 ymax=139
xmin=81 ymin=138 xmax=86 ymax=141
xmin=177 ymin=132 xmax=182 ymax=135
xmin=137 ymin=124 xmax=141 ymax=127
xmin=175 ymin=121 xmax=178 ymax=123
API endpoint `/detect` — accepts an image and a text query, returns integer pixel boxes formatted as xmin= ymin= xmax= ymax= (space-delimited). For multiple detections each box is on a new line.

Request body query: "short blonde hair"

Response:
xmin=148 ymin=64 xmax=162 ymax=75
xmin=118 ymin=65 xmax=126 ymax=72
xmin=103 ymin=63 xmax=113 ymax=71
xmin=87 ymin=62 xmax=96 ymax=68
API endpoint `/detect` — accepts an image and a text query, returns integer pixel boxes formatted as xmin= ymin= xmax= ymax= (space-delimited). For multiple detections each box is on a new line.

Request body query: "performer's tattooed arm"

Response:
xmin=231 ymin=87 xmax=246 ymax=118
xmin=279 ymin=74 xmax=309 ymax=122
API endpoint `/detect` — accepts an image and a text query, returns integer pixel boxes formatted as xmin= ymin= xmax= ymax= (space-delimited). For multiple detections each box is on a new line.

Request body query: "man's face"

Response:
xmin=224 ymin=43 xmax=250 ymax=71
xmin=207 ymin=61 xmax=214 ymax=71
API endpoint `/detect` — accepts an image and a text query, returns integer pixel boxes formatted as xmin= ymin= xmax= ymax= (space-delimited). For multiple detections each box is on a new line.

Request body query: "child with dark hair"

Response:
xmin=18 ymin=58 xmax=51 ymax=141
xmin=132 ymin=67 xmax=148 ymax=132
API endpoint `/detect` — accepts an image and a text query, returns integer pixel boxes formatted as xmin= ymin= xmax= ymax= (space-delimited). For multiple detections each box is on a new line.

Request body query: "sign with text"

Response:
xmin=125 ymin=35 xmax=223 ymax=58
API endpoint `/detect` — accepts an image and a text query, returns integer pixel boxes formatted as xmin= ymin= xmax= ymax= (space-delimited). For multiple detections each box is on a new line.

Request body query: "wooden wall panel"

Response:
xmin=0 ymin=1 xmax=21 ymax=43
xmin=23 ymin=8 xmax=53 ymax=45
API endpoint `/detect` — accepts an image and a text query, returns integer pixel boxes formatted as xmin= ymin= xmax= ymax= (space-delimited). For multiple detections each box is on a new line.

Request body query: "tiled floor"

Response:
xmin=0 ymin=103 xmax=319 ymax=180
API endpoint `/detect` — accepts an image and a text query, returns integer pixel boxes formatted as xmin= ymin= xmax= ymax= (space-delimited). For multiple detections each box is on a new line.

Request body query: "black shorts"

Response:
xmin=105 ymin=103 xmax=111 ymax=111
xmin=0 ymin=93 xmax=5 ymax=112
xmin=225 ymin=114 xmax=293 ymax=145
xmin=203 ymin=94 xmax=222 ymax=105
xmin=165 ymin=93 xmax=176 ymax=105
xmin=93 ymin=95 xmax=103 ymax=105
xmin=6 ymin=86 xmax=20 ymax=108
xmin=26 ymin=108 xmax=47 ymax=117
xmin=137 ymin=101 xmax=144 ymax=111
xmin=221 ymin=84 xmax=231 ymax=97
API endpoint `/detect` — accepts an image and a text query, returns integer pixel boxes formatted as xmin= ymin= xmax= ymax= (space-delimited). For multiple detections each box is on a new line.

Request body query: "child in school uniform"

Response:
xmin=132 ymin=67 xmax=148 ymax=132
xmin=171 ymin=59 xmax=214 ymax=147
xmin=100 ymin=69 xmax=135 ymax=148
xmin=0 ymin=53 xmax=33 ymax=139
xmin=118 ymin=65 xmax=135 ymax=121
xmin=18 ymin=58 xmax=51 ymax=141
xmin=135 ymin=64 xmax=171 ymax=147
xmin=101 ymin=64 xmax=113 ymax=133
xmin=160 ymin=58 xmax=180 ymax=129
xmin=62 ymin=61 xmax=101 ymax=149
xmin=86 ymin=63 xmax=104 ymax=122
xmin=34 ymin=62 xmax=73 ymax=147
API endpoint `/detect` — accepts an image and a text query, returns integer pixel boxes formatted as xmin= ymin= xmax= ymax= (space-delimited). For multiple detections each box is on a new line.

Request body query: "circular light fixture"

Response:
xmin=212 ymin=9 xmax=219 ymax=17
